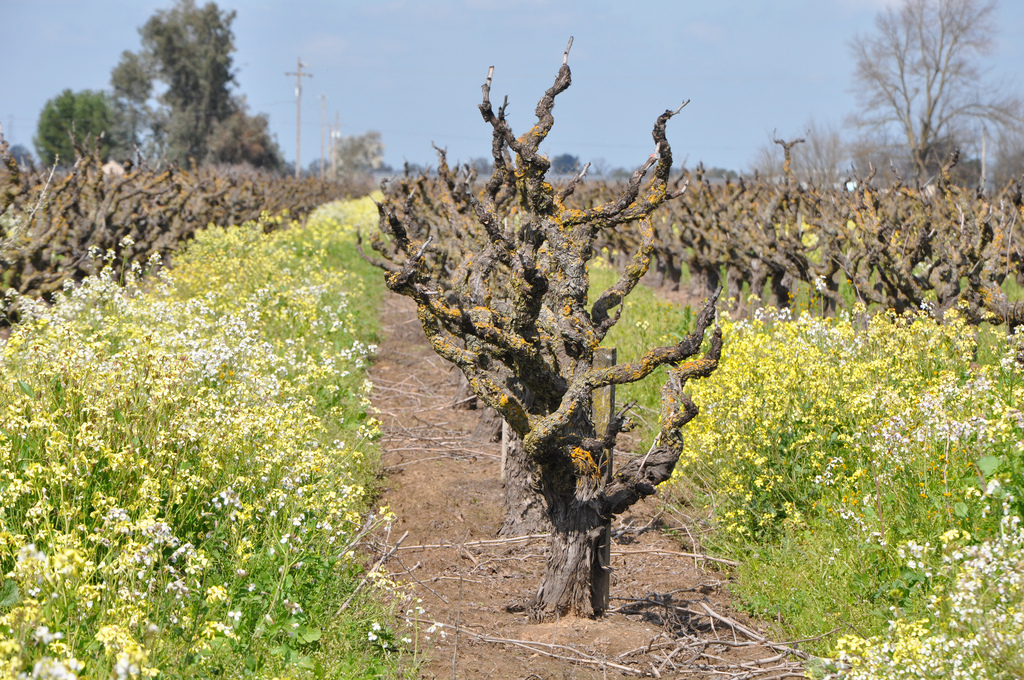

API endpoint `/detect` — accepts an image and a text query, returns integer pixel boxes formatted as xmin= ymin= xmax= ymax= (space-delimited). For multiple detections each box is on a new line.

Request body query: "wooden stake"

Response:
xmin=593 ymin=346 xmax=616 ymax=614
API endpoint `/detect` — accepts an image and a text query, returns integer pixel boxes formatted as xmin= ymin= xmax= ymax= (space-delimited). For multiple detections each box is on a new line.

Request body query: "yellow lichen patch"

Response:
xmin=570 ymin=446 xmax=601 ymax=480
xmin=671 ymin=357 xmax=718 ymax=379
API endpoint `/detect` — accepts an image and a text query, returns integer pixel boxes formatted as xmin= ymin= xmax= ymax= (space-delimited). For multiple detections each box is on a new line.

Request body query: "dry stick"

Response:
xmin=25 ymin=156 xmax=59 ymax=226
xmin=386 ymin=455 xmax=479 ymax=470
xmin=396 ymin=533 xmax=549 ymax=551
xmin=371 ymin=383 xmax=422 ymax=394
xmin=421 ymin=622 xmax=642 ymax=676
xmin=611 ymin=548 xmax=738 ymax=567
xmin=335 ymin=512 xmax=384 ymax=559
xmin=690 ymin=659 xmax=805 ymax=679
xmin=694 ymin=602 xmax=810 ymax=661
xmin=617 ymin=640 xmax=687 ymax=660
xmin=336 ymin=530 xmax=408 ymax=614
xmin=657 ymin=643 xmax=684 ymax=676
xmin=426 ymin=575 xmax=487 ymax=585
xmin=475 ymin=635 xmax=639 ymax=675
xmin=385 ymin=446 xmax=498 ymax=457
xmin=451 ymin=575 xmax=462 ymax=680
xmin=396 ymin=534 xmax=732 ymax=567
xmin=392 ymin=554 xmax=449 ymax=605
xmin=614 ymin=599 xmax=812 ymax=668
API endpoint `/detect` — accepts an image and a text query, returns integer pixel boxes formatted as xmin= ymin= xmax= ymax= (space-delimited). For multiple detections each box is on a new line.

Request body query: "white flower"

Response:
xmin=113 ymin=655 xmax=140 ymax=679
xmin=33 ymin=625 xmax=64 ymax=645
xmin=30 ymin=657 xmax=80 ymax=680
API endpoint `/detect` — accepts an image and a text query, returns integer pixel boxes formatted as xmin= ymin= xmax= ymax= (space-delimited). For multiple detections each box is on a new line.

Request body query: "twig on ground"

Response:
xmin=392 ymin=554 xmax=449 ymax=604
xmin=396 ymin=533 xmax=549 ymax=551
xmin=423 ymin=621 xmax=642 ymax=675
xmin=451 ymin=575 xmax=462 ymax=680
xmin=336 ymin=530 xmax=409 ymax=614
xmin=692 ymin=602 xmax=810 ymax=661
xmin=611 ymin=548 xmax=738 ymax=567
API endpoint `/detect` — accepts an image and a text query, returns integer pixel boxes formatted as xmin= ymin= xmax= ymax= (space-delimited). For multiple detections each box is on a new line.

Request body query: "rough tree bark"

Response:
xmin=364 ymin=39 xmax=721 ymax=618
xmin=499 ymin=421 xmax=551 ymax=537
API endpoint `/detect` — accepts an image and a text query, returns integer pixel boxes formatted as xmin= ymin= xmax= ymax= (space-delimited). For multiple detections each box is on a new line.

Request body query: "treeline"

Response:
xmin=0 ymin=137 xmax=370 ymax=320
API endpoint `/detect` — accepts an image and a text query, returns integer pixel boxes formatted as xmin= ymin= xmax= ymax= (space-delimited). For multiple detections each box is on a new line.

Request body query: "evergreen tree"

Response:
xmin=140 ymin=0 xmax=238 ymax=165
xmin=33 ymin=89 xmax=114 ymax=166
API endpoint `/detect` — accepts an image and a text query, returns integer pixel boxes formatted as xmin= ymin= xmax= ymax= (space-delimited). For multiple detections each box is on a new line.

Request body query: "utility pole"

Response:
xmin=331 ymin=113 xmax=340 ymax=179
xmin=981 ymin=128 xmax=988 ymax=194
xmin=285 ymin=58 xmax=313 ymax=179
xmin=319 ymin=94 xmax=326 ymax=180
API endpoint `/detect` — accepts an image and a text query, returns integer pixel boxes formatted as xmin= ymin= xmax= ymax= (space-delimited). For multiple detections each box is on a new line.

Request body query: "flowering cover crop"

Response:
xmin=834 ymin=516 xmax=1024 ymax=679
xmin=665 ymin=302 xmax=1024 ymax=666
xmin=0 ymin=199 xmax=392 ymax=678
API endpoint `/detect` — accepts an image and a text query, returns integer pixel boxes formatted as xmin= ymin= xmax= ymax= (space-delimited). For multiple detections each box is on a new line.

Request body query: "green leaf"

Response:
xmin=977 ymin=456 xmax=1002 ymax=479
xmin=113 ymin=409 xmax=126 ymax=424
xmin=953 ymin=502 xmax=969 ymax=518
xmin=297 ymin=626 xmax=322 ymax=644
xmin=0 ymin=580 xmax=19 ymax=608
xmin=17 ymin=380 xmax=35 ymax=399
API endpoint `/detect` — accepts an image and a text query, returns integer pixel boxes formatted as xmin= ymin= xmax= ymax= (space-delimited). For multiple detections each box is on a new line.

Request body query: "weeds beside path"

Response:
xmin=369 ymin=294 xmax=808 ymax=679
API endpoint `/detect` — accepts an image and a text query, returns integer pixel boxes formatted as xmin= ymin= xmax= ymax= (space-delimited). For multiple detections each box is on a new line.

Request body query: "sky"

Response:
xmin=3 ymin=0 xmax=1024 ymax=173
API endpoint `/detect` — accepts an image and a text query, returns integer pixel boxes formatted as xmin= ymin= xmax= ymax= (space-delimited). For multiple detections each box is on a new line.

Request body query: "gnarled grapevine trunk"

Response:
xmin=532 ymin=492 xmax=606 ymax=616
xmin=499 ymin=425 xmax=550 ymax=536
xmin=365 ymin=38 xmax=723 ymax=619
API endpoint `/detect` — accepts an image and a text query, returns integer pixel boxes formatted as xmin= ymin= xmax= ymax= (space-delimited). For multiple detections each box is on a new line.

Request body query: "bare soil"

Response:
xmin=368 ymin=294 xmax=807 ymax=679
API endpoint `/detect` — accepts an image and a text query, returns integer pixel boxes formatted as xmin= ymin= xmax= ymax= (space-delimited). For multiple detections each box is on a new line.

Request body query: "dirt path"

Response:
xmin=369 ymin=294 xmax=807 ymax=679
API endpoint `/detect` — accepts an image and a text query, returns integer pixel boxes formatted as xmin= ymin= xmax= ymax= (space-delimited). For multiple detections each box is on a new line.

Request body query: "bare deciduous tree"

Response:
xmin=849 ymin=0 xmax=1021 ymax=183
xmin=332 ymin=131 xmax=385 ymax=179
xmin=366 ymin=41 xmax=722 ymax=617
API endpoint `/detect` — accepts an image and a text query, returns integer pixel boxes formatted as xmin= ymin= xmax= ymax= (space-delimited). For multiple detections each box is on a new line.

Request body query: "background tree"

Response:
xmin=849 ymin=0 xmax=1022 ymax=183
xmin=8 ymin=145 xmax=34 ymax=168
xmin=366 ymin=43 xmax=721 ymax=617
xmin=551 ymin=152 xmax=581 ymax=175
xmin=992 ymin=127 xmax=1024 ymax=187
xmin=331 ymin=131 xmax=385 ymax=179
xmin=470 ymin=156 xmax=494 ymax=177
xmin=205 ymin=105 xmax=283 ymax=170
xmin=131 ymin=0 xmax=239 ymax=165
xmin=33 ymin=89 xmax=114 ymax=165
xmin=109 ymin=50 xmax=155 ymax=161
